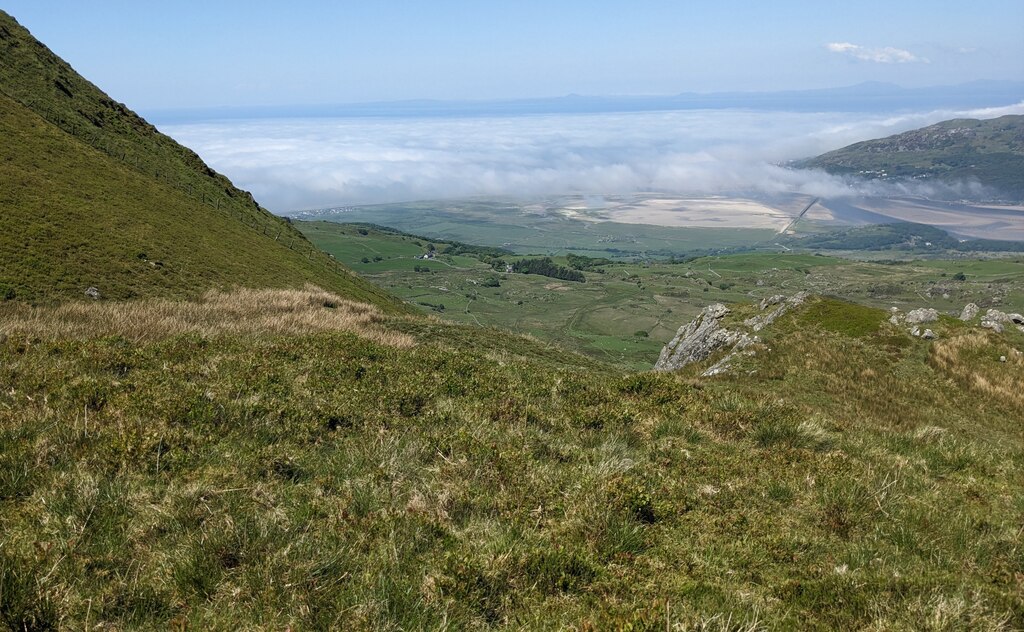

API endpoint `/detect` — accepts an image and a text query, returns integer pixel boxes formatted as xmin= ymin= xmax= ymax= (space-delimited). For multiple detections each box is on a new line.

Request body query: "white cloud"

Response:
xmin=826 ymin=42 xmax=928 ymax=64
xmin=160 ymin=102 xmax=1024 ymax=212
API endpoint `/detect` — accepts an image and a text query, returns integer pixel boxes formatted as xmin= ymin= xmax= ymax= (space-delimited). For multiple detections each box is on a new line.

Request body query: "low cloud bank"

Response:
xmin=160 ymin=103 xmax=1024 ymax=212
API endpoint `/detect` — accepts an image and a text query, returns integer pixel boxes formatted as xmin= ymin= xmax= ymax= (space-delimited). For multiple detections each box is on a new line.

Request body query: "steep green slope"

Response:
xmin=798 ymin=115 xmax=1024 ymax=200
xmin=0 ymin=11 xmax=401 ymax=309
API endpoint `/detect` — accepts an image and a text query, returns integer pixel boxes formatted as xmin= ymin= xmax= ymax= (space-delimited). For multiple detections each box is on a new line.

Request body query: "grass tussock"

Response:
xmin=0 ymin=296 xmax=1022 ymax=629
xmin=0 ymin=286 xmax=414 ymax=348
xmin=930 ymin=331 xmax=1024 ymax=408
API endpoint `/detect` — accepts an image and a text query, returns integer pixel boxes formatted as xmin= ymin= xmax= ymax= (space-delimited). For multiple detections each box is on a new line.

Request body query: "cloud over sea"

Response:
xmin=158 ymin=103 xmax=1024 ymax=212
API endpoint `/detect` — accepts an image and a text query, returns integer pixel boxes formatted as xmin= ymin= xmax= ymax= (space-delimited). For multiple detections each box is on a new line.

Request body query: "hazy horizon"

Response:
xmin=3 ymin=2 xmax=1022 ymax=110
xmin=159 ymin=101 xmax=1024 ymax=212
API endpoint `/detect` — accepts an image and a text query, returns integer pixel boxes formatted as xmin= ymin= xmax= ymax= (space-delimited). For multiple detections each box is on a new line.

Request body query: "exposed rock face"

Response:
xmin=758 ymin=295 xmax=787 ymax=311
xmin=905 ymin=308 xmax=939 ymax=325
xmin=980 ymin=309 xmax=1024 ymax=333
xmin=655 ymin=293 xmax=806 ymax=375
xmin=959 ymin=303 xmax=980 ymax=321
xmin=746 ymin=293 xmax=807 ymax=332
xmin=84 ymin=287 xmax=100 ymax=300
xmin=654 ymin=304 xmax=738 ymax=372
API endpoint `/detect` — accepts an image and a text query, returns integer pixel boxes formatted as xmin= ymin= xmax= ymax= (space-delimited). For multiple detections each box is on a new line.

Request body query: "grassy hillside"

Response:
xmin=3 ymin=8 xmax=1023 ymax=629
xmin=798 ymin=115 xmax=1024 ymax=200
xmin=299 ymin=221 xmax=1024 ymax=369
xmin=0 ymin=10 xmax=401 ymax=310
xmin=1 ymin=291 xmax=1022 ymax=630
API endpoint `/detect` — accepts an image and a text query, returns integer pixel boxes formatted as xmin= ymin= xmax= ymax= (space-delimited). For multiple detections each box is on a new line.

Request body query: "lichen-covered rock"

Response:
xmin=758 ymin=295 xmax=787 ymax=311
xmin=701 ymin=335 xmax=758 ymax=377
xmin=654 ymin=293 xmax=805 ymax=374
xmin=905 ymin=308 xmax=939 ymax=324
xmin=959 ymin=303 xmax=980 ymax=321
xmin=981 ymin=309 xmax=1010 ymax=333
xmin=654 ymin=304 xmax=736 ymax=371
xmin=84 ymin=286 xmax=101 ymax=300
xmin=746 ymin=292 xmax=808 ymax=332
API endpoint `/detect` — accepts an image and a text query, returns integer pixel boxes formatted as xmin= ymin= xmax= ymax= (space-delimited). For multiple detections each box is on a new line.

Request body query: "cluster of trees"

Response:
xmin=510 ymin=257 xmax=585 ymax=282
xmin=566 ymin=253 xmax=614 ymax=270
xmin=417 ymin=301 xmax=445 ymax=312
xmin=445 ymin=242 xmax=509 ymax=258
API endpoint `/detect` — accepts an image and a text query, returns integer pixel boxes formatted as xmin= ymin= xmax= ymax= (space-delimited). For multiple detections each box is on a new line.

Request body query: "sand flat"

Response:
xmin=600 ymin=197 xmax=792 ymax=230
xmin=818 ymin=197 xmax=1024 ymax=241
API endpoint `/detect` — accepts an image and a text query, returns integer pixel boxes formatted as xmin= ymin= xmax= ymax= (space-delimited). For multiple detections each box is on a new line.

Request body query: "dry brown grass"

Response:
xmin=930 ymin=332 xmax=1024 ymax=408
xmin=0 ymin=285 xmax=414 ymax=348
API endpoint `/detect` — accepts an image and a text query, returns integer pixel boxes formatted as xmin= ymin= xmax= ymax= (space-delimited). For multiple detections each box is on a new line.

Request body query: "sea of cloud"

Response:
xmin=158 ymin=102 xmax=1024 ymax=212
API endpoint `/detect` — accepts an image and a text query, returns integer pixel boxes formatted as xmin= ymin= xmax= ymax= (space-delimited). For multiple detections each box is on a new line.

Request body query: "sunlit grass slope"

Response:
xmin=1 ymin=294 xmax=1021 ymax=630
xmin=0 ymin=11 xmax=401 ymax=310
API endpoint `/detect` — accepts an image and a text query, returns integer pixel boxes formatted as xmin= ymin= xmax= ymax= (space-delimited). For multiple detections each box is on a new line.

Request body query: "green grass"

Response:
xmin=300 ymin=221 xmax=1024 ymax=369
xmin=1 ymin=295 xmax=1022 ymax=630
xmin=0 ymin=11 xmax=402 ymax=311
xmin=798 ymin=298 xmax=884 ymax=337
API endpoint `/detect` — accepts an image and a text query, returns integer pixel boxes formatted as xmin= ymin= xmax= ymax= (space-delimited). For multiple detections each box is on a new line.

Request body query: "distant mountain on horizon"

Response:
xmin=146 ymin=80 xmax=1024 ymax=123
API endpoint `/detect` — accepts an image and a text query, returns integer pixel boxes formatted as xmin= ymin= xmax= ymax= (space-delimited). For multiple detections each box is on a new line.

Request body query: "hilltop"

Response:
xmin=0 ymin=10 xmax=399 ymax=309
xmin=797 ymin=115 xmax=1024 ymax=201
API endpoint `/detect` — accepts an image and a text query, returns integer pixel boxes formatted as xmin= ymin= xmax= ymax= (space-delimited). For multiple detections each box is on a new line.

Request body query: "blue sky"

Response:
xmin=4 ymin=1 xmax=1022 ymax=109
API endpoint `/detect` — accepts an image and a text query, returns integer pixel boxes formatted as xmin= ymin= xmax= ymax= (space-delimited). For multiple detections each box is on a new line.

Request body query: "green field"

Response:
xmin=299 ymin=221 xmax=1024 ymax=369
xmin=299 ymin=199 xmax=775 ymax=259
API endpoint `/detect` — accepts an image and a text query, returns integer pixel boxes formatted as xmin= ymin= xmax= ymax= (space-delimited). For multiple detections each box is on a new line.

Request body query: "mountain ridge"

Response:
xmin=145 ymin=80 xmax=1024 ymax=123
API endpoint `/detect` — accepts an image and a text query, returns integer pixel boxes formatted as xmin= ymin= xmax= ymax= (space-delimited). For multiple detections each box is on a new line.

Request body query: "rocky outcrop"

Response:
xmin=959 ymin=303 xmax=980 ymax=321
xmin=745 ymin=293 xmax=808 ymax=332
xmin=980 ymin=309 xmax=1024 ymax=333
xmin=654 ymin=304 xmax=740 ymax=372
xmin=905 ymin=308 xmax=939 ymax=325
xmin=655 ymin=294 xmax=806 ymax=375
xmin=890 ymin=306 xmax=942 ymax=338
